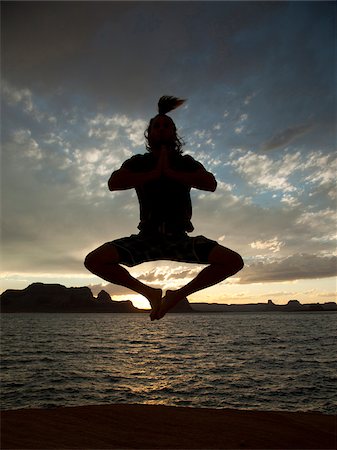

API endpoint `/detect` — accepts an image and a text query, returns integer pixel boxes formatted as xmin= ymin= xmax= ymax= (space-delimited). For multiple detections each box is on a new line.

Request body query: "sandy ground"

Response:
xmin=1 ymin=403 xmax=336 ymax=449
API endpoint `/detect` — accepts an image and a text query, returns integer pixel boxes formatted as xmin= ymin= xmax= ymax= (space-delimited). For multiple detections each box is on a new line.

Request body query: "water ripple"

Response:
xmin=1 ymin=312 xmax=336 ymax=413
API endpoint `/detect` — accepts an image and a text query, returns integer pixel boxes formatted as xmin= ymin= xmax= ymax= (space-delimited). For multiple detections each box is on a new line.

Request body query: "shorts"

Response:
xmin=109 ymin=232 xmax=218 ymax=267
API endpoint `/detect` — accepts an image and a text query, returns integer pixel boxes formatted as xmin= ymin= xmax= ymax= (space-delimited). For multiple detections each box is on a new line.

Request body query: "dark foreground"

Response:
xmin=1 ymin=403 xmax=336 ymax=449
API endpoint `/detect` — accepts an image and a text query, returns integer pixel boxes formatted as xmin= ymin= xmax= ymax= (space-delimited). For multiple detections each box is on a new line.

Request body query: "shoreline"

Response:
xmin=1 ymin=403 xmax=336 ymax=449
xmin=1 ymin=310 xmax=337 ymax=314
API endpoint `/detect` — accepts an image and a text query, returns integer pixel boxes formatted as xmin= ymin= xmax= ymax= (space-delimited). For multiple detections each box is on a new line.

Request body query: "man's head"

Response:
xmin=145 ymin=96 xmax=185 ymax=153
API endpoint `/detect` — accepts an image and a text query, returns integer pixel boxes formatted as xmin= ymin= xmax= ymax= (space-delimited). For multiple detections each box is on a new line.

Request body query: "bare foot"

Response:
xmin=145 ymin=288 xmax=162 ymax=321
xmin=156 ymin=290 xmax=186 ymax=320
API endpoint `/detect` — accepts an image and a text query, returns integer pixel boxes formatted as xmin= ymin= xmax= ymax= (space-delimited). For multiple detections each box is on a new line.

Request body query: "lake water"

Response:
xmin=1 ymin=312 xmax=336 ymax=413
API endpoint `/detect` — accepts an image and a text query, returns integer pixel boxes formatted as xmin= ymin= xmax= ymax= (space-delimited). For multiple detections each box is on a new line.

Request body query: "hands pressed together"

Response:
xmin=108 ymin=145 xmax=216 ymax=192
xmin=153 ymin=145 xmax=175 ymax=180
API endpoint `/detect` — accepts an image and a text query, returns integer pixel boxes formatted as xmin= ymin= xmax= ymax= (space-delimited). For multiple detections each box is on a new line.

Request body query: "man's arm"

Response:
xmin=108 ymin=166 xmax=160 ymax=191
xmin=108 ymin=150 xmax=217 ymax=192
xmin=161 ymin=150 xmax=217 ymax=192
xmin=164 ymin=166 xmax=217 ymax=192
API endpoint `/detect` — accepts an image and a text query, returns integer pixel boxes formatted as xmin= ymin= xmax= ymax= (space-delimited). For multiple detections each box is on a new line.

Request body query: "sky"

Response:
xmin=1 ymin=1 xmax=336 ymax=309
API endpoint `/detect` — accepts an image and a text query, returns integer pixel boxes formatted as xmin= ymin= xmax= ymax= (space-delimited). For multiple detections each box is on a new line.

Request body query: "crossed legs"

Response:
xmin=84 ymin=244 xmax=162 ymax=320
xmin=84 ymin=243 xmax=244 ymax=320
xmin=157 ymin=245 xmax=244 ymax=319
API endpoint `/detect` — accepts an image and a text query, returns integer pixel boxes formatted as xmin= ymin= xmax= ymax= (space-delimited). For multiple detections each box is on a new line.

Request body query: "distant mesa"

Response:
xmin=308 ymin=304 xmax=324 ymax=311
xmin=96 ymin=290 xmax=112 ymax=304
xmin=0 ymin=283 xmax=193 ymax=314
xmin=191 ymin=299 xmax=336 ymax=313
xmin=169 ymin=297 xmax=194 ymax=313
xmin=0 ymin=283 xmax=138 ymax=313
xmin=286 ymin=299 xmax=301 ymax=309
xmin=0 ymin=283 xmax=336 ymax=313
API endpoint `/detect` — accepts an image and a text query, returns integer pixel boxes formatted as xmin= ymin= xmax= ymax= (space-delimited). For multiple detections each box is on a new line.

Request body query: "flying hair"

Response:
xmin=144 ymin=95 xmax=186 ymax=153
xmin=158 ymin=96 xmax=186 ymax=115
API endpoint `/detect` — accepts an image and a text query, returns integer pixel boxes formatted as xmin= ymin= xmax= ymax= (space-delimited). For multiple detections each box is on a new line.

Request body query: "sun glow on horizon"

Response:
xmin=112 ymin=294 xmax=151 ymax=310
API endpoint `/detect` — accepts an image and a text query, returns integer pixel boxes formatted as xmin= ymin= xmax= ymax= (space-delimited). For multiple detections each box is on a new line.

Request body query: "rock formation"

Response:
xmin=169 ymin=297 xmax=194 ymax=313
xmin=0 ymin=283 xmax=139 ymax=313
xmin=1 ymin=283 xmax=335 ymax=313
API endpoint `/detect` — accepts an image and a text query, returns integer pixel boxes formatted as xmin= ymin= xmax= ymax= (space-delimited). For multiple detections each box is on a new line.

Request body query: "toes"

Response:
xmin=150 ymin=302 xmax=162 ymax=321
xmin=150 ymin=310 xmax=158 ymax=321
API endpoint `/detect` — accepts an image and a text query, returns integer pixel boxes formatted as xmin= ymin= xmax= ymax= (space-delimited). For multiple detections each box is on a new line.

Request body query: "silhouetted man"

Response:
xmin=85 ymin=96 xmax=244 ymax=320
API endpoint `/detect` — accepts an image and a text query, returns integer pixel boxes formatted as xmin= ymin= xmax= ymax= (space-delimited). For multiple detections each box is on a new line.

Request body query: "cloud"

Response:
xmin=228 ymin=149 xmax=337 ymax=210
xmin=1 ymin=2 xmax=287 ymax=112
xmin=87 ymin=114 xmax=147 ymax=148
xmin=2 ymin=80 xmax=56 ymax=123
xmin=240 ymin=254 xmax=337 ymax=284
xmin=138 ymin=266 xmax=201 ymax=285
xmin=2 ymin=81 xmax=34 ymax=113
xmin=261 ymin=123 xmax=313 ymax=151
xmin=295 ymin=208 xmax=336 ymax=247
xmin=303 ymin=153 xmax=337 ymax=200
xmin=230 ymin=150 xmax=297 ymax=193
xmin=250 ymin=237 xmax=284 ymax=253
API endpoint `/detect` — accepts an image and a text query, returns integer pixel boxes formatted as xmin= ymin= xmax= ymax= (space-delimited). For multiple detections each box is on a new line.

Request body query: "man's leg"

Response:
xmin=156 ymin=245 xmax=244 ymax=319
xmin=84 ymin=243 xmax=162 ymax=320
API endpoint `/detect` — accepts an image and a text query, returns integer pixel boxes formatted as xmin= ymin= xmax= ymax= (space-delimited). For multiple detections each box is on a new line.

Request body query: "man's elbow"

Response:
xmin=196 ymin=171 xmax=217 ymax=192
xmin=108 ymin=169 xmax=132 ymax=191
xmin=211 ymin=178 xmax=217 ymax=192
xmin=207 ymin=175 xmax=217 ymax=192
xmin=108 ymin=177 xmax=114 ymax=191
xmin=108 ymin=172 xmax=118 ymax=191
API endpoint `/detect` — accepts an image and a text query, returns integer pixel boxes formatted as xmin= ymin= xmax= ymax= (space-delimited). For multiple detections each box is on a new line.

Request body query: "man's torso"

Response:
xmin=122 ymin=153 xmax=201 ymax=234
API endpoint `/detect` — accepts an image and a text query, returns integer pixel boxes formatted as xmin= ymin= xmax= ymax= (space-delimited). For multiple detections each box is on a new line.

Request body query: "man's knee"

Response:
xmin=209 ymin=245 xmax=244 ymax=273
xmin=224 ymin=250 xmax=244 ymax=274
xmin=84 ymin=243 xmax=119 ymax=272
xmin=232 ymin=252 xmax=244 ymax=273
xmin=84 ymin=251 xmax=98 ymax=272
